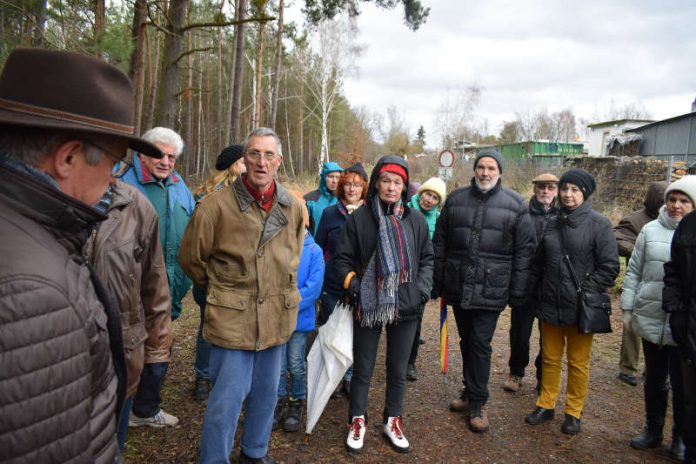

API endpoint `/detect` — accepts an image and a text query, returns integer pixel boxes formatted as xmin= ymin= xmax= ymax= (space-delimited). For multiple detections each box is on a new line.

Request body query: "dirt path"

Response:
xmin=125 ymin=297 xmax=675 ymax=463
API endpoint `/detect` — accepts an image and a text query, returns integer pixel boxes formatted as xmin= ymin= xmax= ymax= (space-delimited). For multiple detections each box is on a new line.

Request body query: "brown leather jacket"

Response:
xmin=179 ymin=177 xmax=305 ymax=351
xmin=614 ymin=181 xmax=668 ymax=257
xmin=90 ymin=181 xmax=172 ymax=397
xmin=0 ymin=164 xmax=120 ymax=463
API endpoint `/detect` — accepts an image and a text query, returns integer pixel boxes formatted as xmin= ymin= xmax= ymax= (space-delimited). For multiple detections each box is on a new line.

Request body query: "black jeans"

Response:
xmin=453 ymin=308 xmax=501 ymax=404
xmin=642 ymin=340 xmax=683 ymax=435
xmin=349 ymin=318 xmax=419 ymax=424
xmin=408 ymin=304 xmax=426 ymax=365
xmin=681 ymin=360 xmax=696 ymax=463
xmin=508 ymin=303 xmax=542 ymax=381
xmin=132 ymin=362 xmax=169 ymax=418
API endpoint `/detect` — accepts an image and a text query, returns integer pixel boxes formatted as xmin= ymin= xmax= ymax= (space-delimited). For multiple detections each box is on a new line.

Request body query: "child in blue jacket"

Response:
xmin=274 ymin=195 xmax=325 ymax=432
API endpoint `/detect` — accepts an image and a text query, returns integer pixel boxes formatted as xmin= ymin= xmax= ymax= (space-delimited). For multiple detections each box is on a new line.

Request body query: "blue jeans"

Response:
xmin=199 ymin=344 xmax=283 ymax=463
xmin=117 ymin=396 xmax=133 ymax=449
xmin=132 ymin=362 xmax=169 ymax=418
xmin=193 ymin=286 xmax=212 ymax=380
xmin=277 ymin=331 xmax=309 ymax=400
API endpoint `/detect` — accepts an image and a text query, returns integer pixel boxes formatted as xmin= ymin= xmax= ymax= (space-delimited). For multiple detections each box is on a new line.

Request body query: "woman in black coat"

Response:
xmin=524 ymin=168 xmax=619 ymax=435
xmin=333 ymin=155 xmax=433 ymax=455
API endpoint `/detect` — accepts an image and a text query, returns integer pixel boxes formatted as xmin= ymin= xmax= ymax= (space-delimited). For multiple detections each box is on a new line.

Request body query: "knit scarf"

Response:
xmin=359 ymin=195 xmax=412 ymax=327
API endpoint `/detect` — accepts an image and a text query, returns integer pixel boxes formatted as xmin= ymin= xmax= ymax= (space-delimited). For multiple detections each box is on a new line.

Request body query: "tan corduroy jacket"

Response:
xmin=179 ymin=177 xmax=305 ymax=351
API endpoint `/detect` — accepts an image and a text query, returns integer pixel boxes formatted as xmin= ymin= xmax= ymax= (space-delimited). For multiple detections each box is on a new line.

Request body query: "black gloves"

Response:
xmin=346 ymin=276 xmax=361 ymax=306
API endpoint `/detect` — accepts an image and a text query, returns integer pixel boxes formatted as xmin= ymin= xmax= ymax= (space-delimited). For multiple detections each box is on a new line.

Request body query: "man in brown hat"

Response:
xmin=0 ymin=47 xmax=162 ymax=463
xmin=503 ymin=173 xmax=559 ymax=393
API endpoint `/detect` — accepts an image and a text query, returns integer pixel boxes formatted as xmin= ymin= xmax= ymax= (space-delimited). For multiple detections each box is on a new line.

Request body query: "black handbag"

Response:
xmin=560 ymin=232 xmax=613 ymax=334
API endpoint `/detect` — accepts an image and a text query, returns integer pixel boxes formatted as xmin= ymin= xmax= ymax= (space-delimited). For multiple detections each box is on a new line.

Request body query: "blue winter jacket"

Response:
xmin=296 ymin=230 xmax=325 ymax=332
xmin=305 ymin=162 xmax=343 ymax=235
xmin=120 ymin=154 xmax=196 ymax=319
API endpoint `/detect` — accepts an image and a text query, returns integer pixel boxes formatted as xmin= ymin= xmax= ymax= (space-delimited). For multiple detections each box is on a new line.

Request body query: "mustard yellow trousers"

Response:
xmin=536 ymin=321 xmax=594 ymax=419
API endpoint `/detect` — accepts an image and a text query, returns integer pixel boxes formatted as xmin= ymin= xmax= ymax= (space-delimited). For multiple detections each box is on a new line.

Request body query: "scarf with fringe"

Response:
xmin=359 ymin=195 xmax=413 ymax=326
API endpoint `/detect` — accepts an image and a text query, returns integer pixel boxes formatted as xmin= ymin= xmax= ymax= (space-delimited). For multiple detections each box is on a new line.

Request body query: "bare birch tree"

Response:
xmin=305 ymin=15 xmax=361 ymax=174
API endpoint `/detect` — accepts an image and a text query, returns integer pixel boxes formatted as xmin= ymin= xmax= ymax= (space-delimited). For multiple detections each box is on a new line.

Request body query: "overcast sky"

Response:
xmin=287 ymin=0 xmax=695 ymax=148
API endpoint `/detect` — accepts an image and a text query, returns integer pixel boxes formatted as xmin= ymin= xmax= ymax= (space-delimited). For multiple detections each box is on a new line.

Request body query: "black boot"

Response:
xmin=670 ymin=435 xmax=685 ymax=461
xmin=630 ymin=428 xmax=663 ymax=449
xmin=561 ymin=414 xmax=581 ymax=435
xmin=272 ymin=398 xmax=285 ymax=431
xmin=283 ymin=398 xmax=303 ymax=432
xmin=193 ymin=377 xmax=210 ymax=401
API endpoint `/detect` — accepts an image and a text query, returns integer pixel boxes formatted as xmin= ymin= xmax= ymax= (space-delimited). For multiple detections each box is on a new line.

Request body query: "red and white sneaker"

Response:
xmin=346 ymin=415 xmax=366 ymax=453
xmin=383 ymin=416 xmax=411 ymax=453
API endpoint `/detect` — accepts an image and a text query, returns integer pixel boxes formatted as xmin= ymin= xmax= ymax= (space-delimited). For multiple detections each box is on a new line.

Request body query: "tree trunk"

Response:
xmin=153 ymin=0 xmax=188 ymax=128
xmin=93 ymin=0 xmax=105 ymax=55
xmin=216 ymin=21 xmax=223 ymax=150
xmin=144 ymin=23 xmax=160 ymax=131
xmin=283 ymin=77 xmax=296 ymax=178
xmin=229 ymin=0 xmax=247 ymax=142
xmin=31 ymin=0 xmax=47 ymax=46
xmin=268 ymin=0 xmax=284 ymax=129
xmin=253 ymin=19 xmax=265 ymax=127
xmin=128 ymin=0 xmax=147 ymax=134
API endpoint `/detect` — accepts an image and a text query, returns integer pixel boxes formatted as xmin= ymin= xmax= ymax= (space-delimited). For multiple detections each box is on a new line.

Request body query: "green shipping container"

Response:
xmin=492 ymin=141 xmax=583 ymax=160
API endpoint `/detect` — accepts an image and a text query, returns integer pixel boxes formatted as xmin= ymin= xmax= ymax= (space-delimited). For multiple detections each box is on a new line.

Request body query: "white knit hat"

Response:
xmin=418 ymin=177 xmax=447 ymax=204
xmin=665 ymin=175 xmax=696 ymax=205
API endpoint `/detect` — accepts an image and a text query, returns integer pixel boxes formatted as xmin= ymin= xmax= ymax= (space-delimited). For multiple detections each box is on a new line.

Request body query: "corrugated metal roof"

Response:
xmin=626 ymin=111 xmax=696 ymax=132
xmin=587 ymin=118 xmax=654 ymax=128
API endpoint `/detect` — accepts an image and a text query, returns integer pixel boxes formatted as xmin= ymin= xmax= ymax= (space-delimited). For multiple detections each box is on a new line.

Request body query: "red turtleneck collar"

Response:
xmin=242 ymin=174 xmax=276 ymax=212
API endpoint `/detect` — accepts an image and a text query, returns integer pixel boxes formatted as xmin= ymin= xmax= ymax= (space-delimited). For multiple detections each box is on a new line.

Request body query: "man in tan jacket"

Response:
xmin=179 ymin=127 xmax=304 ymax=464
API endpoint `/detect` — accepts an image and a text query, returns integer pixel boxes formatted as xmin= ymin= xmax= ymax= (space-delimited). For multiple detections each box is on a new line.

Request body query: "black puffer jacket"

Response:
xmin=663 ymin=211 xmax=696 ymax=363
xmin=534 ymin=201 xmax=620 ymax=326
xmin=433 ymin=178 xmax=535 ymax=311
xmin=333 ymin=155 xmax=434 ymax=322
xmin=529 ymin=195 xmax=557 ymax=243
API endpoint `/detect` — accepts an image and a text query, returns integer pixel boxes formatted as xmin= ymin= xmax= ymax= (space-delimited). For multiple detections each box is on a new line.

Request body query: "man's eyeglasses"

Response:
xmin=82 ymin=139 xmax=132 ymax=170
xmin=535 ymin=183 xmax=557 ymax=191
xmin=245 ymin=150 xmax=278 ymax=162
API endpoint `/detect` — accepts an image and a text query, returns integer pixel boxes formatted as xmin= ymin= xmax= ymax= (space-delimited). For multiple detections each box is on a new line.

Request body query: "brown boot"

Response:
xmin=468 ymin=402 xmax=489 ymax=433
xmin=503 ymin=374 xmax=522 ymax=392
xmin=449 ymin=390 xmax=469 ymax=412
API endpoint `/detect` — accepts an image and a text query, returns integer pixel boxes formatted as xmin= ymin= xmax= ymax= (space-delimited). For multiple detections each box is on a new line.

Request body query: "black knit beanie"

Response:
xmin=345 ymin=163 xmax=368 ymax=182
xmin=559 ymin=168 xmax=596 ymax=199
xmin=215 ymin=144 xmax=245 ymax=171
xmin=474 ymin=148 xmax=504 ymax=173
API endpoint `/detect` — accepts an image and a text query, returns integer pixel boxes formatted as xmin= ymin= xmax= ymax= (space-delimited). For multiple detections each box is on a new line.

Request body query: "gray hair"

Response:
xmin=243 ymin=127 xmax=283 ymax=157
xmin=142 ymin=127 xmax=184 ymax=156
xmin=0 ymin=128 xmax=104 ymax=166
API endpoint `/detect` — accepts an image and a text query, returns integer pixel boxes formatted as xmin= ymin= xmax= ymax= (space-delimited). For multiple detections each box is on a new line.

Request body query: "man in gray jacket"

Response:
xmin=433 ymin=149 xmax=535 ymax=433
xmin=0 ymin=48 xmax=162 ymax=463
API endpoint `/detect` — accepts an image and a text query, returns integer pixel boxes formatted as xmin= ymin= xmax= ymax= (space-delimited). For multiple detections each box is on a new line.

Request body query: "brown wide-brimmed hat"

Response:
xmin=0 ymin=47 xmax=162 ymax=158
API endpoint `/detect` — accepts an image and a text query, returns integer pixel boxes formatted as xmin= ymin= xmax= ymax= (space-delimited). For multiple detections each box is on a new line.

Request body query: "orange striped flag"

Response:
xmin=439 ymin=298 xmax=448 ymax=374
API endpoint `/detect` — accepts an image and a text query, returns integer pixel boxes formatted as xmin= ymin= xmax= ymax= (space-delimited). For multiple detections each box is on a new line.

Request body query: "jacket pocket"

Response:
xmin=210 ymin=258 xmax=248 ymax=283
xmin=122 ymin=322 xmax=148 ymax=352
xmin=284 ymin=289 xmax=301 ymax=311
xmin=207 ymin=286 xmax=247 ymax=311
xmin=398 ymin=281 xmax=422 ymax=316
xmin=482 ymin=260 xmax=511 ymax=301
